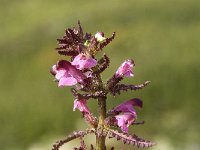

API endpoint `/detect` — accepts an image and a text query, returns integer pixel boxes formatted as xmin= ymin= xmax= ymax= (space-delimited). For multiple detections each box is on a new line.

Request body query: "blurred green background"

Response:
xmin=0 ymin=0 xmax=200 ymax=149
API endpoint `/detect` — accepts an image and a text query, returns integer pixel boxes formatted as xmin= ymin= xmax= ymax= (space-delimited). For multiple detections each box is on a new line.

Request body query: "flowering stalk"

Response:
xmin=96 ymin=97 xmax=107 ymax=150
xmin=50 ymin=21 xmax=156 ymax=150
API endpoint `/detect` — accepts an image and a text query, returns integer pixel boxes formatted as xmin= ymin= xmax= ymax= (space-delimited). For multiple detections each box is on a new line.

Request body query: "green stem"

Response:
xmin=96 ymin=97 xmax=106 ymax=150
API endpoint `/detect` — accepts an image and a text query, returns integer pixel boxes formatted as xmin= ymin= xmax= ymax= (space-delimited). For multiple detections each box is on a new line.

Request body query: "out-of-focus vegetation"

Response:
xmin=0 ymin=0 xmax=200 ymax=149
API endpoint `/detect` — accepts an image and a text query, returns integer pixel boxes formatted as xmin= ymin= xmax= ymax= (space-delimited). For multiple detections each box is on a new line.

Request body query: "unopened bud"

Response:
xmin=95 ymin=32 xmax=106 ymax=42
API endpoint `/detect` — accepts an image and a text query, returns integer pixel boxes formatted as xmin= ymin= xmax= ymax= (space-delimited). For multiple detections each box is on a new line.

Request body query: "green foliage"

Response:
xmin=0 ymin=0 xmax=200 ymax=149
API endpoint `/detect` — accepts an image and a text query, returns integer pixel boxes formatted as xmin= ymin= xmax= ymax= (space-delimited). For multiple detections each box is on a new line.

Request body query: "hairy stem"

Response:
xmin=96 ymin=97 xmax=106 ymax=150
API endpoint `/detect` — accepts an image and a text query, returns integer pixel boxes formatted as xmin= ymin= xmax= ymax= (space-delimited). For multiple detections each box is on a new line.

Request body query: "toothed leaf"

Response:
xmin=106 ymin=128 xmax=156 ymax=148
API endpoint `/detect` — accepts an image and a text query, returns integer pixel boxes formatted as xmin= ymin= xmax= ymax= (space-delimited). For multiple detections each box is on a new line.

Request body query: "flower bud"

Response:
xmin=115 ymin=59 xmax=134 ymax=78
xmin=95 ymin=32 xmax=106 ymax=42
xmin=73 ymin=99 xmax=90 ymax=114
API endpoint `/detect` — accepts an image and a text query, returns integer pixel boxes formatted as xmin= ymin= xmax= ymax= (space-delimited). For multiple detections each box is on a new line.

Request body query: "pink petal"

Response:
xmin=57 ymin=60 xmax=86 ymax=83
xmin=116 ymin=117 xmax=128 ymax=132
xmin=51 ymin=60 xmax=87 ymax=87
xmin=109 ymin=98 xmax=142 ymax=115
xmin=115 ymin=113 xmax=136 ymax=133
xmin=55 ymin=69 xmax=66 ymax=80
xmin=50 ymin=65 xmax=57 ymax=76
xmin=72 ymin=53 xmax=97 ymax=70
xmin=73 ymin=99 xmax=90 ymax=114
xmin=115 ymin=59 xmax=134 ymax=77
xmin=83 ymin=57 xmax=97 ymax=69
xmin=58 ymin=77 xmax=77 ymax=87
xmin=124 ymin=71 xmax=134 ymax=77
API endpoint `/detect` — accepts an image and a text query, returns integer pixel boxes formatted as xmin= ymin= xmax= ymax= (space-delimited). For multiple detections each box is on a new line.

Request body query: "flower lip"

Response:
xmin=115 ymin=112 xmax=136 ymax=133
xmin=51 ymin=60 xmax=88 ymax=87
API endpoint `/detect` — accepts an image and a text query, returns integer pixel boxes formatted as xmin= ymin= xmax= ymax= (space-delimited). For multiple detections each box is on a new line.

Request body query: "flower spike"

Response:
xmin=50 ymin=22 xmax=155 ymax=149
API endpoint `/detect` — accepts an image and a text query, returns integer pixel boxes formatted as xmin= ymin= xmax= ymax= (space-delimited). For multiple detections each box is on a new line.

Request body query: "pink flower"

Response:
xmin=109 ymin=98 xmax=142 ymax=115
xmin=108 ymin=98 xmax=142 ymax=132
xmin=71 ymin=53 xmax=97 ymax=70
xmin=115 ymin=112 xmax=136 ymax=133
xmin=51 ymin=60 xmax=87 ymax=87
xmin=73 ymin=99 xmax=90 ymax=114
xmin=115 ymin=59 xmax=134 ymax=77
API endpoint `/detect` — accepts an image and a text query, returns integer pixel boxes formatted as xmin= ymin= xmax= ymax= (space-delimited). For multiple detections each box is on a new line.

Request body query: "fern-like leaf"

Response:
xmin=99 ymin=32 xmax=116 ymax=49
xmin=94 ymin=54 xmax=110 ymax=74
xmin=52 ymin=128 xmax=95 ymax=150
xmin=111 ymin=81 xmax=151 ymax=96
xmin=106 ymin=128 xmax=156 ymax=148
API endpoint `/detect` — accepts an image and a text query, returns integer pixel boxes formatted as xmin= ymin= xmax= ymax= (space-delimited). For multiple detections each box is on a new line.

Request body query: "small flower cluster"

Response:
xmin=51 ymin=22 xmax=155 ymax=150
